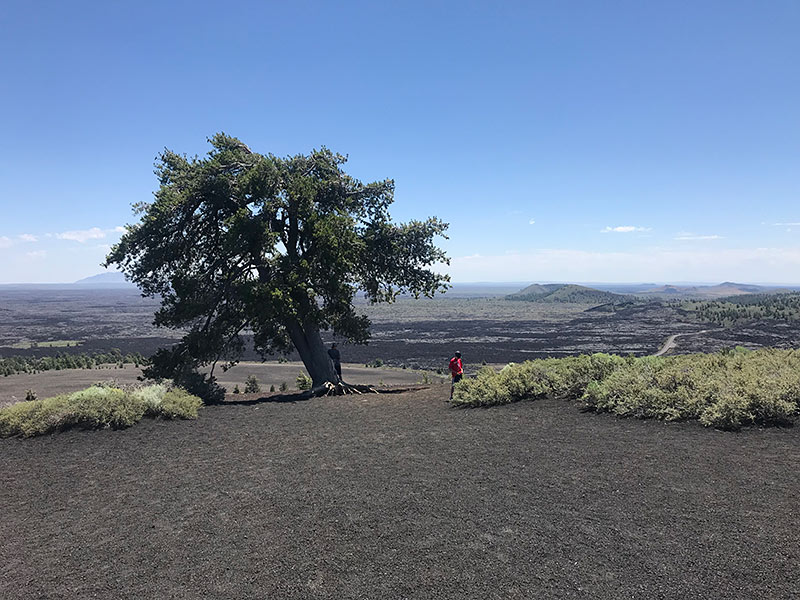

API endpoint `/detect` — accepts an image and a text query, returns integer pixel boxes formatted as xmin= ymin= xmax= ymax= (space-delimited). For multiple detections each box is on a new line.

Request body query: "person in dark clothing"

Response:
xmin=328 ymin=343 xmax=342 ymax=382
xmin=449 ymin=350 xmax=463 ymax=400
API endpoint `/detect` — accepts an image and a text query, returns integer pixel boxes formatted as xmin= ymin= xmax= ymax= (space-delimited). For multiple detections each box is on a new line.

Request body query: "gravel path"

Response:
xmin=652 ymin=329 xmax=721 ymax=356
xmin=2 ymin=388 xmax=798 ymax=599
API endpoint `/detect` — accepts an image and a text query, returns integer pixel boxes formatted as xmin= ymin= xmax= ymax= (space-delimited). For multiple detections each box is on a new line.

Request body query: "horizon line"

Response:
xmin=3 ymin=279 xmax=800 ymax=288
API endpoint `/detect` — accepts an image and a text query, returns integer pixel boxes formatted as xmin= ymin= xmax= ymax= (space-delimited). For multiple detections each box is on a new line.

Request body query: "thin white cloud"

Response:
xmin=18 ymin=234 xmax=37 ymax=242
xmin=449 ymin=247 xmax=800 ymax=283
xmin=674 ymin=234 xmax=724 ymax=241
xmin=773 ymin=222 xmax=800 ymax=227
xmin=601 ymin=226 xmax=651 ymax=233
xmin=26 ymin=250 xmax=47 ymax=259
xmin=529 ymin=219 xmax=536 ymax=225
xmin=56 ymin=227 xmax=106 ymax=243
xmin=0 ymin=236 xmax=12 ymax=248
xmin=113 ymin=226 xmax=126 ymax=233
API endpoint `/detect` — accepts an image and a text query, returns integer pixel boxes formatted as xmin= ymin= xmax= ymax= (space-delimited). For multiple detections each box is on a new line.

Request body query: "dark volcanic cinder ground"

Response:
xmin=2 ymin=389 xmax=798 ymax=599
xmin=3 ymin=290 xmax=800 ymax=373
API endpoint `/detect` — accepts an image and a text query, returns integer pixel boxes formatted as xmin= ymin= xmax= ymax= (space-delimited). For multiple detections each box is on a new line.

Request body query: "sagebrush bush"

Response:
xmin=67 ymin=386 xmax=146 ymax=429
xmin=0 ymin=395 xmax=73 ymax=438
xmin=453 ymin=349 xmax=799 ymax=430
xmin=131 ymin=383 xmax=169 ymax=415
xmin=155 ymin=389 xmax=203 ymax=419
xmin=0 ymin=384 xmax=202 ymax=438
xmin=453 ymin=353 xmax=626 ymax=407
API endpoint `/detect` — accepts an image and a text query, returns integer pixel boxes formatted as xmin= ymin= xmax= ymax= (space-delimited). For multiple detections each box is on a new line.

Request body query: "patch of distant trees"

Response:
xmin=1 ymin=350 xmax=148 ymax=376
xmin=680 ymin=292 xmax=800 ymax=326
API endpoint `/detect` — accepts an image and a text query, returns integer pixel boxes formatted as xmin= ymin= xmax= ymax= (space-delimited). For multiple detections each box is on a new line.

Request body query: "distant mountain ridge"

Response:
xmin=507 ymin=284 xmax=629 ymax=304
xmin=635 ymin=282 xmax=778 ymax=299
xmin=506 ymin=281 xmax=800 ymax=303
xmin=73 ymin=272 xmax=134 ymax=287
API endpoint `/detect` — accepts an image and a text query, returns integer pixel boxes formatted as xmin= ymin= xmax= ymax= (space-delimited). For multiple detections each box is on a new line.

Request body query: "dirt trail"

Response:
xmin=653 ymin=329 xmax=719 ymax=356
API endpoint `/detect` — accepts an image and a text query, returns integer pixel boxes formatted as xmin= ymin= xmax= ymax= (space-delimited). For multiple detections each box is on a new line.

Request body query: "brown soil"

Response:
xmin=2 ymin=389 xmax=798 ymax=599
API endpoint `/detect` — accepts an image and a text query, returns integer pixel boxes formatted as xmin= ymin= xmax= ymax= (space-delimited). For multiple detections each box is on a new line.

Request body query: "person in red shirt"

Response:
xmin=449 ymin=351 xmax=463 ymax=400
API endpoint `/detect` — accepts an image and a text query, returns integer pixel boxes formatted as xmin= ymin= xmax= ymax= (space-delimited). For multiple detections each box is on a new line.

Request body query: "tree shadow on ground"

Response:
xmin=221 ymin=393 xmax=310 ymax=406
xmin=220 ymin=386 xmax=427 ymax=406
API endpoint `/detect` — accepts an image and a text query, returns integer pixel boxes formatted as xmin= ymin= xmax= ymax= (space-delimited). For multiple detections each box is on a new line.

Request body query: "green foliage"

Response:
xmin=25 ymin=389 xmax=37 ymax=402
xmin=453 ymin=349 xmax=800 ymax=430
xmin=296 ymin=371 xmax=312 ymax=390
xmin=130 ymin=383 xmax=169 ymax=414
xmin=153 ymin=389 xmax=204 ymax=419
xmin=366 ymin=358 xmax=384 ymax=368
xmin=104 ymin=134 xmax=449 ymax=387
xmin=279 ymin=382 xmax=288 ymax=392
xmin=129 ymin=383 xmax=202 ymax=419
xmin=583 ymin=349 xmax=800 ymax=429
xmin=680 ymin=292 xmax=800 ymax=326
xmin=0 ymin=351 xmax=147 ymax=376
xmin=453 ymin=354 xmax=626 ymax=407
xmin=233 ymin=384 xmax=240 ymax=394
xmin=0 ymin=384 xmax=202 ymax=438
xmin=269 ymin=384 xmax=276 ymax=392
xmin=244 ymin=375 xmax=261 ymax=393
xmin=67 ymin=386 xmax=146 ymax=429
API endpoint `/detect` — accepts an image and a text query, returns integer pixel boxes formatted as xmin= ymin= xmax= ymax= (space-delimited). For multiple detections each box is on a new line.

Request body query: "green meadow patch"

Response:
xmin=7 ymin=340 xmax=84 ymax=349
xmin=0 ymin=383 xmax=202 ymax=438
xmin=452 ymin=348 xmax=800 ymax=430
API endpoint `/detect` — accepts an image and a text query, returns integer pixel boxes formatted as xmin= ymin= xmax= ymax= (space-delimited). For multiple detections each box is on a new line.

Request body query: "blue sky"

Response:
xmin=1 ymin=0 xmax=798 ymax=284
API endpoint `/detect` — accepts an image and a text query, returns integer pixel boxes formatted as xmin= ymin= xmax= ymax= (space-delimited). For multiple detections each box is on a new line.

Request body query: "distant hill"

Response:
xmin=637 ymin=282 xmax=778 ymax=299
xmin=73 ymin=272 xmax=134 ymax=287
xmin=509 ymin=283 xmax=563 ymax=297
xmin=507 ymin=283 xmax=630 ymax=304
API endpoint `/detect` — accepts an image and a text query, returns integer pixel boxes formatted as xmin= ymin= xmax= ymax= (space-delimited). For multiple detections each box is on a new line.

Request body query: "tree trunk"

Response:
xmin=286 ymin=319 xmax=338 ymax=387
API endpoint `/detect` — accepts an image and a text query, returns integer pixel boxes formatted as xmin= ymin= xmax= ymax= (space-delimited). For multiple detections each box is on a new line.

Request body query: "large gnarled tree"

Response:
xmin=105 ymin=134 xmax=449 ymax=398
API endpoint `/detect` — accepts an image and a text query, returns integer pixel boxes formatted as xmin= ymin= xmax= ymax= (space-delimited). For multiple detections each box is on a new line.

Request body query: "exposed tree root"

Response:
xmin=306 ymin=381 xmax=380 ymax=398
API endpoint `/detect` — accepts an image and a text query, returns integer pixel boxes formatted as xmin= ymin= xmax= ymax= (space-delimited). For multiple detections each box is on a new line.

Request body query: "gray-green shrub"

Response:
xmin=453 ymin=349 xmax=800 ymax=430
xmin=0 ymin=383 xmax=202 ymax=438
xmin=453 ymin=353 xmax=626 ymax=407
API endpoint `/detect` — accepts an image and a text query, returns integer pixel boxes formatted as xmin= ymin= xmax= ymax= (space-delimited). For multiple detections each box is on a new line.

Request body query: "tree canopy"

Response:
xmin=105 ymin=134 xmax=449 ymax=397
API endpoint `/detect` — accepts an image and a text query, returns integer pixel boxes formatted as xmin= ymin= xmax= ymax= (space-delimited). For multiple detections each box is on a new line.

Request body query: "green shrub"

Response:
xmin=0 ymin=384 xmax=203 ymax=438
xmin=453 ymin=349 xmax=800 ymax=430
xmin=296 ymin=371 xmax=312 ymax=390
xmin=583 ymin=349 xmax=800 ymax=429
xmin=0 ymin=396 xmax=72 ymax=437
xmin=131 ymin=383 xmax=169 ymax=415
xmin=67 ymin=386 xmax=146 ymax=429
xmin=279 ymin=382 xmax=288 ymax=392
xmin=156 ymin=389 xmax=203 ymax=419
xmin=452 ymin=353 xmax=626 ymax=407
